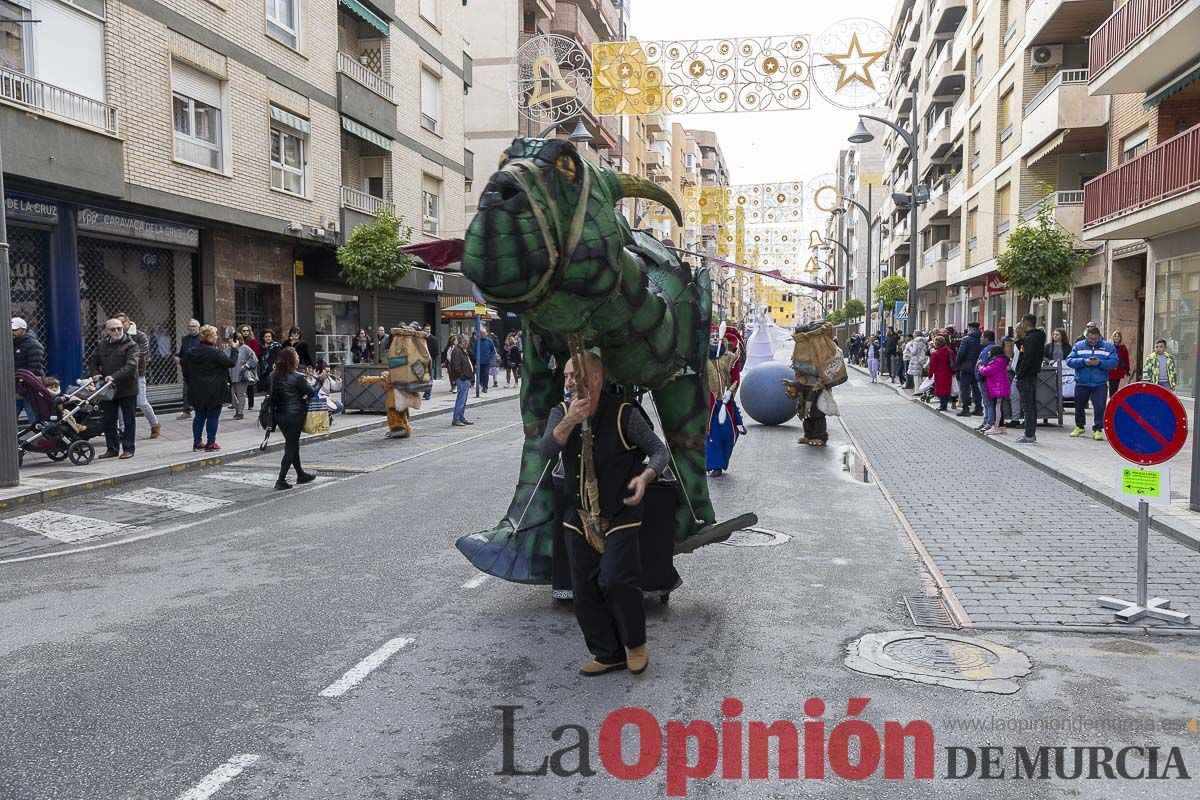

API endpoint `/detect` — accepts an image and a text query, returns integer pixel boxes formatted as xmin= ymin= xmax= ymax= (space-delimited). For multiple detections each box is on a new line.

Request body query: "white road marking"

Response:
xmin=3 ymin=510 xmax=141 ymax=543
xmin=0 ymin=421 xmax=521 ymax=565
xmin=319 ymin=637 xmax=415 ymax=698
xmin=462 ymin=573 xmax=490 ymax=589
xmin=209 ymin=470 xmax=282 ymax=488
xmin=109 ymin=488 xmax=233 ymax=514
xmin=175 ymin=754 xmax=260 ymax=800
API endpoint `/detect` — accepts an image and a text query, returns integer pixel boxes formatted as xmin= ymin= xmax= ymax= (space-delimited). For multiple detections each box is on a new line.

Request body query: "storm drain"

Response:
xmin=845 ymin=631 xmax=1031 ymax=694
xmin=720 ymin=527 xmax=792 ymax=547
xmin=903 ymin=594 xmax=960 ymax=630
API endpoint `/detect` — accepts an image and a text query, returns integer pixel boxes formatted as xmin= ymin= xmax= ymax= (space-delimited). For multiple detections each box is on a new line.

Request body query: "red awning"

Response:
xmin=404 ymin=238 xmax=463 ymax=269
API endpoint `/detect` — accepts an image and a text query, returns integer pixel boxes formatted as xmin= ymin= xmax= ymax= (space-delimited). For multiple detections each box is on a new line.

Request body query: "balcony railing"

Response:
xmin=1025 ymin=69 xmax=1090 ymax=115
xmin=341 ymin=186 xmax=396 ymax=216
xmin=1084 ymin=122 xmax=1200 ymax=227
xmin=926 ymin=109 xmax=951 ymax=146
xmin=948 ymin=242 xmax=962 ymax=259
xmin=338 ymin=51 xmax=395 ymax=102
xmin=0 ymin=67 xmax=119 ymax=135
xmin=1089 ymin=0 xmax=1187 ymax=79
xmin=1023 ymin=190 xmax=1085 ymax=221
xmin=924 ymin=240 xmax=951 ymax=263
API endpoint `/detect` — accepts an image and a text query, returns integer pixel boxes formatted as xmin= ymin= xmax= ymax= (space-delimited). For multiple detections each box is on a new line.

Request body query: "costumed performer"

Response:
xmin=783 ymin=322 xmax=847 ymax=447
xmin=706 ymin=325 xmax=746 ymax=476
xmin=357 ymin=323 xmax=433 ymax=439
xmin=537 ymin=350 xmax=667 ymax=677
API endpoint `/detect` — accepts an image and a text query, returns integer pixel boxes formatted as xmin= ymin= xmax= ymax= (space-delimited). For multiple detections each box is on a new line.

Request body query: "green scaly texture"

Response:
xmin=454 ymin=138 xmax=723 ymax=584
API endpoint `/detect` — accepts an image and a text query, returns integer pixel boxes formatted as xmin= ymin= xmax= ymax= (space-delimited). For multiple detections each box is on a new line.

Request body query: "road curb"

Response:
xmin=0 ymin=394 xmax=519 ymax=511
xmin=848 ymin=365 xmax=1200 ymax=554
xmin=833 ymin=415 xmax=975 ymax=631
xmin=972 ymin=621 xmax=1200 ymax=637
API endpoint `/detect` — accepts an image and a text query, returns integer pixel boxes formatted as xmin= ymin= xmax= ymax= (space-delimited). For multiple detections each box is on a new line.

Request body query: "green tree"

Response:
xmin=336 ymin=209 xmax=416 ymax=353
xmin=843 ymin=298 xmax=866 ymax=319
xmin=827 ymin=307 xmax=847 ymax=325
xmin=873 ymin=275 xmax=909 ymax=311
xmin=996 ymin=199 xmax=1086 ymax=301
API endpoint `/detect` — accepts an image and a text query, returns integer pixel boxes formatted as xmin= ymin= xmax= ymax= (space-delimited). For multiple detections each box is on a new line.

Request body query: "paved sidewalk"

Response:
xmin=837 ymin=371 xmax=1200 ymax=632
xmin=5 ymin=379 xmax=520 ymax=509
xmin=853 ymin=364 xmax=1200 ymax=551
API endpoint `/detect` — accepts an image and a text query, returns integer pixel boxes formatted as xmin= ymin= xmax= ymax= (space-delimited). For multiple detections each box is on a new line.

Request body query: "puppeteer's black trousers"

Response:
xmin=564 ymin=507 xmax=645 ymax=664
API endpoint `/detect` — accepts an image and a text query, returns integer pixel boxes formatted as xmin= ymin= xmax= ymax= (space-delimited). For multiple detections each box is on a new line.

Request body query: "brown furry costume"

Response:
xmin=783 ymin=323 xmax=846 ymax=446
xmin=358 ymin=326 xmax=433 ymax=439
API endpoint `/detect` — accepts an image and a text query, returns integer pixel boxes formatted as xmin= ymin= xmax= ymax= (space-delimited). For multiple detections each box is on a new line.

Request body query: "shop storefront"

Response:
xmin=1152 ymin=251 xmax=1200 ymax=396
xmin=294 ymin=248 xmax=443 ymax=366
xmin=4 ymin=195 xmax=198 ymax=396
xmin=76 ymin=206 xmax=198 ymax=402
xmin=985 ymin=274 xmax=1008 ymax=340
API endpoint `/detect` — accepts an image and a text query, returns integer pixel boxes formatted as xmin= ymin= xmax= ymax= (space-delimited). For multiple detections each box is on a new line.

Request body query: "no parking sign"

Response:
xmin=1103 ymin=383 xmax=1188 ymax=466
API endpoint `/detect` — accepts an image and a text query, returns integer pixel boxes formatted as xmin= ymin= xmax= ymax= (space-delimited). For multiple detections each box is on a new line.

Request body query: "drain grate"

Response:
xmin=903 ymin=594 xmax=960 ymax=629
xmin=845 ymin=631 xmax=1032 ymax=694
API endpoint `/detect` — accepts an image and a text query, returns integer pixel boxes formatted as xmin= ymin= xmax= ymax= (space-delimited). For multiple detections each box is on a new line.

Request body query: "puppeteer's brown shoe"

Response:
xmin=626 ymin=644 xmax=649 ymax=675
xmin=579 ymin=658 xmax=627 ymax=677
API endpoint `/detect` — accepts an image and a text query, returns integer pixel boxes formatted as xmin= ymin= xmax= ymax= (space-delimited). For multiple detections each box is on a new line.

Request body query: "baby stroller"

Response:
xmin=16 ymin=375 xmax=111 ymax=467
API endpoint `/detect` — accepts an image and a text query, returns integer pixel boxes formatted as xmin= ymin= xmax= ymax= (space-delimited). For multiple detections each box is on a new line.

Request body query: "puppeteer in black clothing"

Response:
xmin=538 ymin=351 xmax=668 ymax=677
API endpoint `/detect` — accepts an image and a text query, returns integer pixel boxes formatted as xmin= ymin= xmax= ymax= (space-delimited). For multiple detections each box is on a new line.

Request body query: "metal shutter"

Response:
xmin=171 ymin=60 xmax=222 ymax=107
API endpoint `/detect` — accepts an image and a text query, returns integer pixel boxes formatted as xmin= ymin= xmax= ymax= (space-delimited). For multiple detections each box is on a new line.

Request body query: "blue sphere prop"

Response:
xmin=738 ymin=361 xmax=796 ymax=426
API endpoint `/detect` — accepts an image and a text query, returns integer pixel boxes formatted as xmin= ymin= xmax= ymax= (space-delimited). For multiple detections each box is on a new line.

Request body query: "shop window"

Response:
xmin=1153 ymin=255 xmax=1200 ymax=395
xmin=172 ymin=61 xmax=224 ymax=171
xmin=266 ymin=0 xmax=299 ymax=50
xmin=313 ymin=292 xmax=359 ymax=366
xmin=421 ymin=68 xmax=441 ymax=134
xmin=422 ymin=175 xmax=441 ymax=236
xmin=270 ymin=125 xmax=306 ymax=196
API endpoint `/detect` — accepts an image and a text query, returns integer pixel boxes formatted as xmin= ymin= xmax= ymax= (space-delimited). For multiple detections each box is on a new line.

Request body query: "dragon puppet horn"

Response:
xmin=616 ymin=173 xmax=683 ymax=226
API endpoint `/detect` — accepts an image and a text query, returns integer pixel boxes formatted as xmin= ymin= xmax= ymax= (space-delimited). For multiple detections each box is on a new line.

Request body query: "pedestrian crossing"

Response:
xmin=5 ymin=510 xmax=143 ymax=544
xmin=109 ymin=488 xmax=233 ymax=514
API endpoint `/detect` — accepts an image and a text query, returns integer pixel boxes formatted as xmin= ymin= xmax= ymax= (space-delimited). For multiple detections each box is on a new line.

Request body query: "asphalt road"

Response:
xmin=1 ymin=394 xmax=1198 ymax=799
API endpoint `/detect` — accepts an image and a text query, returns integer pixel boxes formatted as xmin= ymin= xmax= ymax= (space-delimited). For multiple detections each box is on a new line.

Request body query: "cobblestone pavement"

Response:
xmin=837 ymin=373 xmax=1200 ymax=631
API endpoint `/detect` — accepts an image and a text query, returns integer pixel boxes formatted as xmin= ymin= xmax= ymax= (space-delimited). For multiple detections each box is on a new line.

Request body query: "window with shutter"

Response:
xmin=172 ymin=60 xmax=224 ymax=171
xmin=422 ymin=175 xmax=441 ymax=236
xmin=420 ymin=69 xmax=440 ymax=134
xmin=266 ymin=0 xmax=299 ymax=50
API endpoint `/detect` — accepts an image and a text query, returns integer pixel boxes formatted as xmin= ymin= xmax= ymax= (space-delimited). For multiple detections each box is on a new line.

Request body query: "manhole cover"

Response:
xmin=720 ymin=527 xmax=792 ymax=547
xmin=845 ymin=631 xmax=1031 ymax=694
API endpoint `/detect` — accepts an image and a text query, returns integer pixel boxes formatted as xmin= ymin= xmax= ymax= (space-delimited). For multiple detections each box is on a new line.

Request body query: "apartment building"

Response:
xmin=1081 ymin=0 xmax=1200 ymax=396
xmin=685 ymin=128 xmax=745 ymax=321
xmin=876 ymin=0 xmax=1115 ymax=339
xmin=823 ymin=136 xmax=886 ymax=334
xmin=462 ymin=0 xmax=627 ymax=218
xmin=1 ymin=0 xmax=472 ymax=396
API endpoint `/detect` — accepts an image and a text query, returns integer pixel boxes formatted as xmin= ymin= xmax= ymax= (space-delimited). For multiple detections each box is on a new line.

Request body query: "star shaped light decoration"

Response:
xmin=824 ymin=32 xmax=885 ymax=92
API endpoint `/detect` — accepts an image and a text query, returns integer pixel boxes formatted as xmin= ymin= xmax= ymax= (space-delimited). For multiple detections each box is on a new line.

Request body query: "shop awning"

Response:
xmin=341 ymin=115 xmax=392 ymax=150
xmin=404 ymin=238 xmax=463 ymax=269
xmin=441 ymin=301 xmax=499 ymax=320
xmin=339 ymin=0 xmax=389 ymax=35
xmin=1144 ymin=62 xmax=1200 ymax=110
xmin=269 ymin=104 xmax=310 ymax=135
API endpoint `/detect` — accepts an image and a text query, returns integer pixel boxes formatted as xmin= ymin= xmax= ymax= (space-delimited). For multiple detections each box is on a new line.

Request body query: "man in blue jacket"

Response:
xmin=955 ymin=321 xmax=984 ymax=417
xmin=476 ymin=330 xmax=497 ymax=394
xmin=1066 ymin=325 xmax=1118 ymax=440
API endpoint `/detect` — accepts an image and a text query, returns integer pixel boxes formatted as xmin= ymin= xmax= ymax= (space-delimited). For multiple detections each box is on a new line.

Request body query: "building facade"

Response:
xmin=1081 ymin=0 xmax=1200 ymax=396
xmin=2 ymin=0 xmax=471 ymax=397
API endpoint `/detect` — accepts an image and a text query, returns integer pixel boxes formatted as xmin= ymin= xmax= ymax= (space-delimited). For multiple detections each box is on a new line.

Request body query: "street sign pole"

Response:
xmin=1097 ymin=384 xmax=1191 ymax=624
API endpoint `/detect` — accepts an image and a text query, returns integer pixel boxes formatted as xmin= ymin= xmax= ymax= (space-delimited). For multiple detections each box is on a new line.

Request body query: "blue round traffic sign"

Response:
xmin=1103 ymin=383 xmax=1189 ymax=466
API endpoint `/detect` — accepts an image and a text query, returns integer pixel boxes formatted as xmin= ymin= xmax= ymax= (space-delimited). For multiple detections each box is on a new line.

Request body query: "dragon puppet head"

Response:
xmin=462 ymin=137 xmax=683 ymax=332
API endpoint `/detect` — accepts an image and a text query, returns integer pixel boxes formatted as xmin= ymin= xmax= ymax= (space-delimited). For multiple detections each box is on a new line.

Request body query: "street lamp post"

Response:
xmin=817 ymin=225 xmax=851 ymax=347
xmin=849 ymin=87 xmax=921 ymax=336
xmin=838 ymin=186 xmax=879 ymax=337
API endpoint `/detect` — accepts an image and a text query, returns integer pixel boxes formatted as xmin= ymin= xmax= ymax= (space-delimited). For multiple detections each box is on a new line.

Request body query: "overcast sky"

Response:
xmin=628 ymin=0 xmax=895 ymax=185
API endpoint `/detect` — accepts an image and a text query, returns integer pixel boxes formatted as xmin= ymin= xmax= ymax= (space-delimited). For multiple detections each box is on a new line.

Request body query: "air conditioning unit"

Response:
xmin=1030 ymin=45 xmax=1063 ymax=69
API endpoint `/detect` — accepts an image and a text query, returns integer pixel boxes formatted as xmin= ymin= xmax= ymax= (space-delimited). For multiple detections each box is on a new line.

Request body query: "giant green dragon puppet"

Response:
xmin=456 ymin=137 xmax=756 ymax=583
